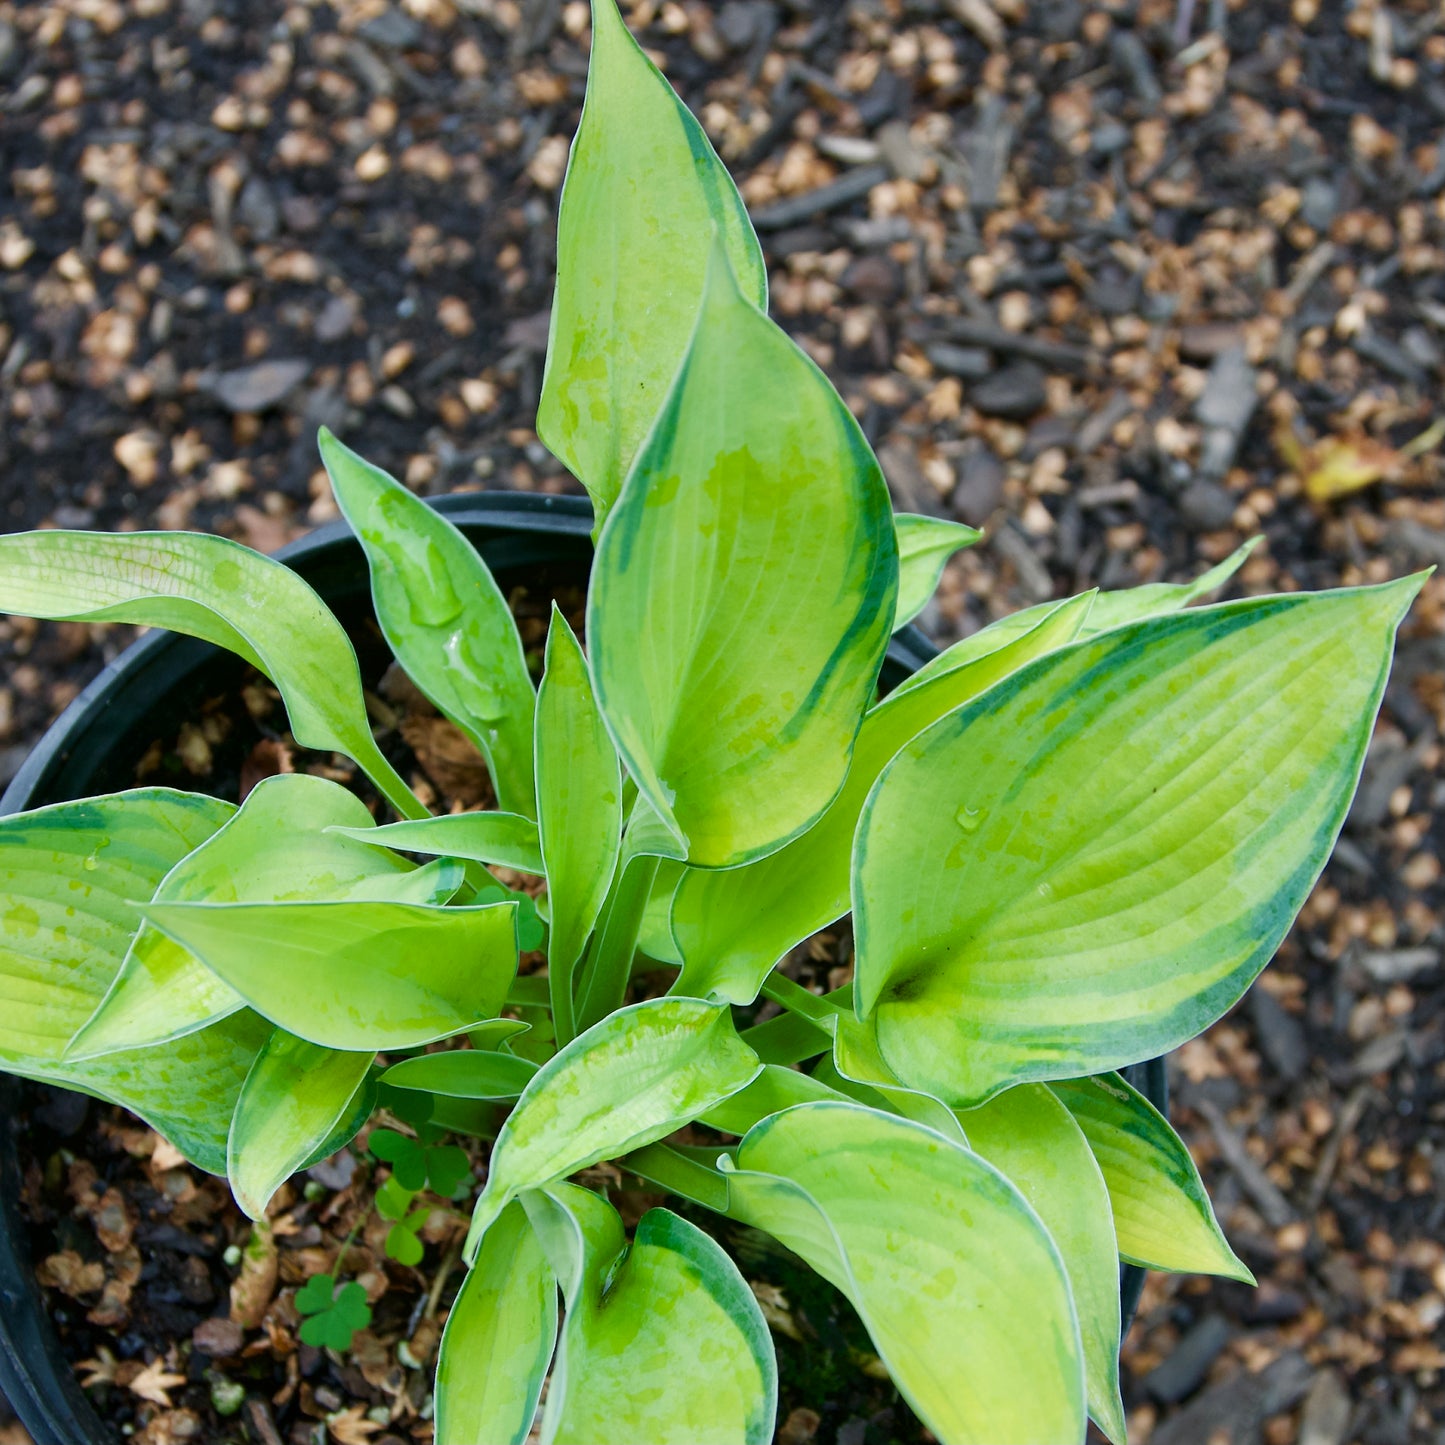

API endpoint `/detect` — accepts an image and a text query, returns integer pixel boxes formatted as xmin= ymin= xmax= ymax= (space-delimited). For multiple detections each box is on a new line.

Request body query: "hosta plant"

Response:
xmin=0 ymin=3 xmax=1423 ymax=1442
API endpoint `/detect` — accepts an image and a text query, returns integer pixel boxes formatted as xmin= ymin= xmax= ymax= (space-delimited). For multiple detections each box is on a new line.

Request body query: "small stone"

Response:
xmin=1249 ymin=988 xmax=1308 ymax=1082
xmin=968 ymin=362 xmax=1047 ymax=420
xmin=314 ymin=294 xmax=359 ymax=344
xmin=200 ymin=359 xmax=309 ymax=413
xmin=33 ymin=1087 xmax=89 ymax=1137
xmin=926 ymin=343 xmax=992 ymax=380
xmin=358 ymin=8 xmax=421 ymax=47
xmin=841 ymin=255 xmax=901 ymax=304
xmin=1179 ymin=323 xmax=1245 ymax=362
xmin=716 ymin=2 xmax=764 ymax=49
xmin=951 ymin=444 xmax=1006 ymax=525
xmin=236 ymin=178 xmax=279 ymax=241
xmin=1179 ymin=480 xmax=1237 ymax=532
xmin=1194 ymin=346 xmax=1257 ymax=433
xmin=1143 ymin=1314 xmax=1232 ymax=1404
xmin=192 ymin=1316 xmax=244 ymax=1358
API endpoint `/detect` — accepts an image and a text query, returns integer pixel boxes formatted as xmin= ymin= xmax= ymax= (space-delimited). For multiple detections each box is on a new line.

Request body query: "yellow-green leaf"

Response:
xmin=0 ymin=789 xmax=267 ymax=1172
xmin=227 ymin=1030 xmax=373 ymax=1220
xmin=465 ymin=998 xmax=760 ymax=1259
xmin=893 ymin=513 xmax=981 ymax=630
xmin=527 ymin=1186 xmax=776 ymax=1445
xmin=724 ymin=1102 xmax=1085 ymax=1445
xmin=671 ymin=594 xmax=1091 ymax=1003
xmin=140 ymin=898 xmax=518 ymax=1052
xmin=1051 ymin=1072 xmax=1253 ymax=1283
xmin=589 ymin=244 xmax=897 ymax=867
xmin=536 ymin=607 xmax=622 ymax=1041
xmin=436 ymin=1200 xmax=557 ymax=1445
xmin=70 ymin=774 xmax=455 ymax=1059
xmin=319 ymin=429 xmax=537 ymax=814
xmin=856 ymin=579 xmax=1421 ymax=1106
xmin=961 ymin=1084 xmax=1124 ymax=1444
xmin=0 ymin=529 xmax=421 ymax=817
xmin=329 ymin=810 xmax=543 ymax=875
xmin=536 ymin=0 xmax=766 ymax=529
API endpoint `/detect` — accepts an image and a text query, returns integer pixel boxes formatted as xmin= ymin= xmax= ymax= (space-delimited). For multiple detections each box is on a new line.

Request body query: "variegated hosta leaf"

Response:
xmin=329 ymin=811 xmax=544 ymax=875
xmin=435 ymin=1200 xmax=557 ymax=1445
xmin=70 ymin=774 xmax=460 ymax=1059
xmin=319 ymin=429 xmax=537 ymax=815
xmin=588 ymin=242 xmax=897 ymax=867
xmin=1051 ymin=1072 xmax=1252 ymax=1282
xmin=961 ymin=1084 xmax=1124 ymax=1444
xmin=227 ymin=1030 xmax=374 ymax=1220
xmin=140 ymin=897 xmax=518 ymax=1052
xmin=536 ymin=607 xmax=622 ymax=1041
xmin=0 ymin=529 xmax=421 ymax=817
xmin=856 ymin=579 xmax=1422 ymax=1106
xmin=526 ymin=1185 xmax=776 ymax=1445
xmin=896 ymin=537 xmax=1260 ymax=694
xmin=699 ymin=1062 xmax=847 ymax=1136
xmin=382 ymin=1047 xmax=538 ymax=1101
xmin=536 ymin=0 xmax=766 ymax=530
xmin=892 ymin=513 xmax=981 ymax=631
xmin=671 ymin=594 xmax=1091 ymax=1003
xmin=465 ymin=998 xmax=760 ymax=1259
xmin=723 ymin=1102 xmax=1085 ymax=1445
xmin=0 ymin=789 xmax=267 ymax=1173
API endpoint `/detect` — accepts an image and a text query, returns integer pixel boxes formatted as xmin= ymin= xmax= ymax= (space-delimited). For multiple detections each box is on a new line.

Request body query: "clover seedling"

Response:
xmin=0 ymin=2 xmax=1423 ymax=1442
xmin=295 ymin=1275 xmax=373 ymax=1352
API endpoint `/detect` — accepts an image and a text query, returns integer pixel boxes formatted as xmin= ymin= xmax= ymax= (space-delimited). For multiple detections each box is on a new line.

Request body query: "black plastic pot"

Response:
xmin=0 ymin=492 xmax=1163 ymax=1444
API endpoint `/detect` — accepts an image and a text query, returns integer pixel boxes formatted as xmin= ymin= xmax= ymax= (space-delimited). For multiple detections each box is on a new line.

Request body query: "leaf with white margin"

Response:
xmin=536 ymin=0 xmax=766 ymax=530
xmin=329 ymin=811 xmax=544 ymax=875
xmin=465 ymin=998 xmax=760 ymax=1260
xmin=227 ymin=1030 xmax=374 ymax=1220
xmin=382 ymin=1048 xmax=538 ymax=1101
xmin=536 ymin=607 xmax=622 ymax=1041
xmin=892 ymin=514 xmax=981 ymax=630
xmin=961 ymin=1084 xmax=1124 ymax=1444
xmin=723 ymin=1101 xmax=1085 ymax=1445
xmin=895 ymin=537 xmax=1260 ymax=696
xmin=671 ymin=593 xmax=1092 ymax=1004
xmin=140 ymin=898 xmax=518 ymax=1052
xmin=0 ymin=530 xmax=421 ymax=817
xmin=856 ymin=579 xmax=1422 ymax=1106
xmin=1051 ymin=1072 xmax=1252 ymax=1283
xmin=525 ymin=1184 xmax=776 ymax=1445
xmin=0 ymin=788 xmax=268 ymax=1173
xmin=435 ymin=1199 xmax=557 ymax=1445
xmin=70 ymin=774 xmax=459 ymax=1059
xmin=319 ymin=429 xmax=537 ymax=815
xmin=588 ymin=241 xmax=897 ymax=867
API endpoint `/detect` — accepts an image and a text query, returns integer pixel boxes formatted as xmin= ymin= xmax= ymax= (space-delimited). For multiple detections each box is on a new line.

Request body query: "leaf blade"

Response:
xmin=892 ymin=513 xmax=981 ymax=630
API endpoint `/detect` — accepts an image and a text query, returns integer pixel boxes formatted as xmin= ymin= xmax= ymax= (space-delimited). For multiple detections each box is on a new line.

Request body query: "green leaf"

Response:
xmin=227 ymin=1030 xmax=373 ymax=1221
xmin=536 ymin=0 xmax=767 ymax=530
xmin=856 ymin=578 xmax=1422 ymax=1106
xmin=370 ymin=1126 xmax=429 ymax=1191
xmin=589 ymin=243 xmax=898 ymax=867
xmin=893 ymin=514 xmax=981 ymax=630
xmin=960 ymin=1085 xmax=1124 ymax=1444
xmin=374 ymin=1174 xmax=418 ymax=1221
xmin=724 ymin=1102 xmax=1085 ymax=1445
xmin=139 ymin=898 xmax=519 ymax=1051
xmin=328 ymin=811 xmax=543 ymax=875
xmin=318 ymin=429 xmax=537 ymax=814
xmin=1082 ymin=537 xmax=1262 ymax=636
xmin=436 ymin=1200 xmax=557 ymax=1445
xmin=828 ymin=1013 xmax=966 ymax=1143
xmin=382 ymin=1049 xmax=538 ymax=1101
xmin=699 ymin=1063 xmax=847 ymax=1135
xmin=536 ymin=607 xmax=622 ymax=1041
xmin=465 ymin=997 xmax=761 ymax=1259
xmin=672 ymin=593 xmax=1092 ymax=1003
xmin=0 ymin=788 xmax=268 ymax=1172
xmin=897 ymin=538 xmax=1261 ymax=697
xmin=0 ymin=530 xmax=420 ymax=818
xmin=1051 ymin=1072 xmax=1253 ymax=1283
xmin=637 ymin=859 xmax=684 ymax=964
xmin=296 ymin=1276 xmax=373 ymax=1352
xmin=70 ymin=774 xmax=452 ymax=1059
xmin=386 ymin=1213 xmax=428 ymax=1266
xmin=528 ymin=1186 xmax=777 ymax=1445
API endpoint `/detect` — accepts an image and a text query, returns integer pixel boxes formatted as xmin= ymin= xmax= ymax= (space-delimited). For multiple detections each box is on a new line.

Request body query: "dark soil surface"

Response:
xmin=4 ymin=1 xmax=1445 ymax=1443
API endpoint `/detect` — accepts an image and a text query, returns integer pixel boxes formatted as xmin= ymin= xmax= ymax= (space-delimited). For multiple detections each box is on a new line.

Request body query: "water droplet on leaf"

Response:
xmin=955 ymin=805 xmax=984 ymax=833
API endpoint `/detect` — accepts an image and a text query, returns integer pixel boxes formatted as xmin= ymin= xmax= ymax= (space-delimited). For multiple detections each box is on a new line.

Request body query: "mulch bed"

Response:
xmin=3 ymin=0 xmax=1445 ymax=1441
